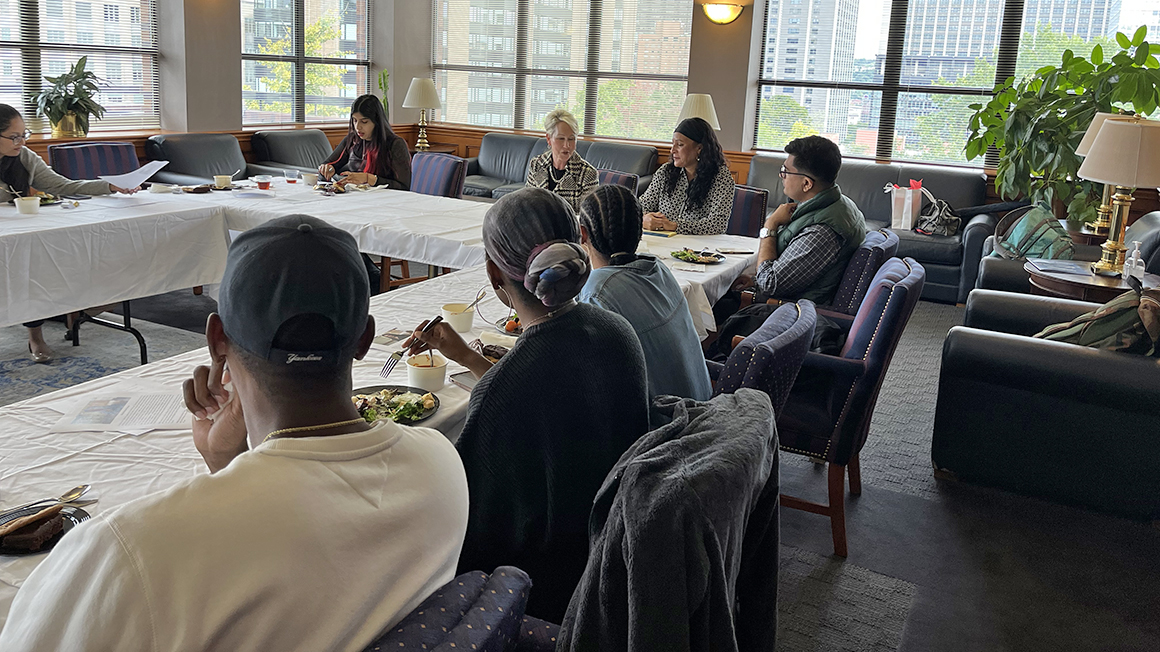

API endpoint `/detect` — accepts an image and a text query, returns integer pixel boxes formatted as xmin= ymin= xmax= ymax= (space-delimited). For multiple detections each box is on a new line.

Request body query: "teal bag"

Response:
xmin=990 ymin=203 xmax=1075 ymax=261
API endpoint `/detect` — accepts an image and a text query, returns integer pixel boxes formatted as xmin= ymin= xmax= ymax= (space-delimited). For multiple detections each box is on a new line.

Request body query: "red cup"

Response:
xmin=257 ymin=180 xmax=271 ymax=190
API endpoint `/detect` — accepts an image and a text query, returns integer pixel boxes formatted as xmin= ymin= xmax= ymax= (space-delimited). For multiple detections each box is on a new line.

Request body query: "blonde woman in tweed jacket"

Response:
xmin=526 ymin=109 xmax=598 ymax=212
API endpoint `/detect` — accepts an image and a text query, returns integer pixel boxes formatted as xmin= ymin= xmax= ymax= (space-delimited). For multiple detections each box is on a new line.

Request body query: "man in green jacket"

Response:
xmin=754 ymin=135 xmax=867 ymax=305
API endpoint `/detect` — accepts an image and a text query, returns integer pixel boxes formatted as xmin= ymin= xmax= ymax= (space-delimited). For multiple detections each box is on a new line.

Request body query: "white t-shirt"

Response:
xmin=0 ymin=420 xmax=469 ymax=652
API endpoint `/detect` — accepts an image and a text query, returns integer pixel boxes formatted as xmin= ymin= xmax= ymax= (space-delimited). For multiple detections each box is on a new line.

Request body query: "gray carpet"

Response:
xmin=778 ymin=546 xmax=917 ymax=652
xmin=0 ymin=316 xmax=206 ymax=406
xmin=781 ymin=301 xmax=965 ymax=501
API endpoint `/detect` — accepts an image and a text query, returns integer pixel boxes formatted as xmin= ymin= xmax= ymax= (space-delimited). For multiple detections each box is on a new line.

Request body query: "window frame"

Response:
xmin=431 ymin=0 xmax=692 ymax=138
xmin=241 ymin=0 xmax=373 ymax=126
xmin=3 ymin=0 xmax=161 ymax=132
xmin=753 ymin=0 xmax=1027 ymax=166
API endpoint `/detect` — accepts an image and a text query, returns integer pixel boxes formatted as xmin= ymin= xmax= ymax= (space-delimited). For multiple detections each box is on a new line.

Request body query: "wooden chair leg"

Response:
xmin=379 ymin=257 xmax=392 ymax=293
xmin=828 ymin=463 xmax=848 ymax=558
xmin=192 ymin=286 xmax=203 ymax=296
xmin=848 ymin=453 xmax=862 ymax=496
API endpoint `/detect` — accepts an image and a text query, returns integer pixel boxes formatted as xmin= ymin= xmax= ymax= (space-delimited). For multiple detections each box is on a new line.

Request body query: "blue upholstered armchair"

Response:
xmin=412 ymin=152 xmax=467 ymax=198
xmin=777 ymin=258 xmax=926 ymax=556
xmin=712 ymin=300 xmax=817 ymax=417
xmin=47 ymin=141 xmax=140 ymax=180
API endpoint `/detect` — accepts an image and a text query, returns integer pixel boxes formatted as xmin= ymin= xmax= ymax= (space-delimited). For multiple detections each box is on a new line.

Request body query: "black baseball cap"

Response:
xmin=217 ymin=214 xmax=369 ymax=366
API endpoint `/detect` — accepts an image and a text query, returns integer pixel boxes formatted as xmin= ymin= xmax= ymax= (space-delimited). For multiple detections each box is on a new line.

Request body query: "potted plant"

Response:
xmin=378 ymin=69 xmax=390 ymax=122
xmin=34 ymin=56 xmax=106 ymax=138
xmin=965 ymin=26 xmax=1160 ymax=225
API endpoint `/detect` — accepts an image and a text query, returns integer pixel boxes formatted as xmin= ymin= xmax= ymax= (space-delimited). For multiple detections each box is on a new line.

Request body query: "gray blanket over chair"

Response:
xmin=557 ymin=389 xmax=780 ymax=652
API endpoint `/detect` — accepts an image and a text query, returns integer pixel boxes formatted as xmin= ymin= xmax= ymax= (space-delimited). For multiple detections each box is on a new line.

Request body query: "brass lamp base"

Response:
xmin=1083 ymin=183 xmax=1114 ymax=236
xmin=415 ymin=109 xmax=431 ymax=152
xmin=1090 ymin=185 xmax=1133 ymax=276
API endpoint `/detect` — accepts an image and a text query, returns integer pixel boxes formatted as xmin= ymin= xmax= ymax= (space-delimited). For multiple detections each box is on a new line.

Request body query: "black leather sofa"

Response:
xmin=747 ymin=154 xmax=994 ymax=303
xmin=464 ymin=133 xmax=658 ymax=199
xmin=146 ymin=134 xmax=254 ymax=186
xmin=932 ymin=289 xmax=1160 ymax=519
xmin=976 ymin=211 xmax=1160 ymax=294
xmin=249 ymin=129 xmax=333 ymax=176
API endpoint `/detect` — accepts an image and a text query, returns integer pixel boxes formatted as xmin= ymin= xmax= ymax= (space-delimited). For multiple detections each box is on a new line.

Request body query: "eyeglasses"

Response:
xmin=1 ymin=130 xmax=31 ymax=144
xmin=779 ymin=165 xmax=814 ymax=182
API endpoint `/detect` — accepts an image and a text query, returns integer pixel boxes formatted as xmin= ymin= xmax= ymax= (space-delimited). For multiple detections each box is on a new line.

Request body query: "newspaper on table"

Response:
xmin=49 ymin=394 xmax=190 ymax=433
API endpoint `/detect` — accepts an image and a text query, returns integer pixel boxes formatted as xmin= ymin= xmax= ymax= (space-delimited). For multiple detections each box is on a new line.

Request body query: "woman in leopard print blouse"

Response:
xmin=640 ymin=117 xmax=735 ymax=235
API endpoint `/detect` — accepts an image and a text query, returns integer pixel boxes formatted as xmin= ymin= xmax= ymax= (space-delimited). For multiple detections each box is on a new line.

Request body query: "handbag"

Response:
xmin=914 ymin=187 xmax=961 ymax=237
xmin=1035 ymin=276 xmax=1160 ymax=356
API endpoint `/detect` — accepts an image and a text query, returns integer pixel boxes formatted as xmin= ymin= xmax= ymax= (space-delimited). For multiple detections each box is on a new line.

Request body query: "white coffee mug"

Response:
xmin=213 ymin=175 xmax=233 ymax=189
xmin=441 ymin=303 xmax=475 ymax=333
xmin=406 ymin=353 xmax=447 ymax=392
xmin=302 ymin=172 xmax=319 ymax=185
xmin=14 ymin=196 xmax=40 ymax=215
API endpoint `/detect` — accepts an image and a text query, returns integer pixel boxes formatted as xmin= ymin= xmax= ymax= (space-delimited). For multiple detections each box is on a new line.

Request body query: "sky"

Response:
xmin=850 ymin=0 xmax=1160 ymax=61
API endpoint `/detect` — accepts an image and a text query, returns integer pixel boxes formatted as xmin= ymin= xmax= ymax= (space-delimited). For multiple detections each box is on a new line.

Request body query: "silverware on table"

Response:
xmin=0 ymin=484 xmax=91 ymax=519
xmin=380 ymin=316 xmax=443 ymax=378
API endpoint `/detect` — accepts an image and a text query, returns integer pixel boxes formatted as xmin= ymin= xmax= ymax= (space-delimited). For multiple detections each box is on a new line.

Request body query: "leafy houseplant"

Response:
xmin=34 ymin=56 xmax=106 ymax=138
xmin=378 ymin=69 xmax=390 ymax=122
xmin=965 ymin=26 xmax=1160 ymax=224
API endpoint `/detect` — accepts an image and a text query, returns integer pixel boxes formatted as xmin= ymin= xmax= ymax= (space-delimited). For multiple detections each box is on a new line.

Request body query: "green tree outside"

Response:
xmin=243 ymin=12 xmax=353 ymax=120
xmin=756 ymin=93 xmax=816 ymax=149
xmin=567 ymin=78 xmax=686 ymax=141
xmin=909 ymin=25 xmax=1117 ymax=163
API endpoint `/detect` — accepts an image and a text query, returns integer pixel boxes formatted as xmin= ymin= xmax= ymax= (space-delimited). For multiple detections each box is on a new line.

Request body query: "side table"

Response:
xmin=1024 ymin=260 xmax=1160 ymax=304
xmin=409 ymin=144 xmax=458 ymax=156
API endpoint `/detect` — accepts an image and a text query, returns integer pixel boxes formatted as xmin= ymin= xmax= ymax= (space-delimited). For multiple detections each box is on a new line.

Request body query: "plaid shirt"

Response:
xmin=755 ymin=224 xmax=843 ymax=300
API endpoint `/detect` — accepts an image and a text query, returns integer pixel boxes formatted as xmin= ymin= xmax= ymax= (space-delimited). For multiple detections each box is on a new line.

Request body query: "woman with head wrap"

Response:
xmin=639 ymin=116 xmax=735 ymax=235
xmin=405 ymin=187 xmax=649 ymax=621
xmin=525 ymin=109 xmax=598 ymax=211
xmin=578 ymin=184 xmax=712 ymax=403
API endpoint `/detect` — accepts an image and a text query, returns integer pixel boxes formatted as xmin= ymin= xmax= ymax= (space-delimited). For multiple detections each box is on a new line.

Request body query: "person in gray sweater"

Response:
xmin=405 ymin=188 xmax=650 ymax=621
xmin=0 ymin=104 xmax=138 ymax=363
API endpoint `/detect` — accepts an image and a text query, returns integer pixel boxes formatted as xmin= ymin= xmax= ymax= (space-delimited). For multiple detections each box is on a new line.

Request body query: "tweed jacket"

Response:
xmin=525 ymin=150 xmax=598 ymax=212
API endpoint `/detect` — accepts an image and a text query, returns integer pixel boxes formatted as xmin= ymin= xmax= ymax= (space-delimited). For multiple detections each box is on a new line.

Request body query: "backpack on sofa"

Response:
xmin=1034 ymin=277 xmax=1160 ymax=356
xmin=990 ymin=203 xmax=1075 ymax=261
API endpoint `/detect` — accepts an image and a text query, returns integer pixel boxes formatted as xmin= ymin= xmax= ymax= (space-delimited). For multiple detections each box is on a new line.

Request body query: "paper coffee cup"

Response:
xmin=406 ymin=353 xmax=447 ymax=392
xmin=14 ymin=196 xmax=40 ymax=215
xmin=213 ymin=175 xmax=232 ymax=188
xmin=441 ymin=303 xmax=475 ymax=333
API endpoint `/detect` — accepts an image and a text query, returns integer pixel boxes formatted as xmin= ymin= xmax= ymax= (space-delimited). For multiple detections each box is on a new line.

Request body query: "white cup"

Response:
xmin=406 ymin=352 xmax=447 ymax=392
xmin=302 ymin=172 xmax=319 ymax=185
xmin=441 ymin=303 xmax=475 ymax=333
xmin=14 ymin=196 xmax=40 ymax=215
xmin=213 ymin=175 xmax=233 ymax=189
xmin=149 ymin=183 xmax=174 ymax=194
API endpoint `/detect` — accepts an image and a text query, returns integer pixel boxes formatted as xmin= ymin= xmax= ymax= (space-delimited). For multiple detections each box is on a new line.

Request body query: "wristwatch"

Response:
xmin=759 ymin=227 xmax=773 ymax=239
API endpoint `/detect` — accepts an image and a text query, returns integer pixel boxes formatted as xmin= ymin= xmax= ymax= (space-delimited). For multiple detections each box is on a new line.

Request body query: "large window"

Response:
xmin=433 ymin=0 xmax=693 ymax=141
xmin=0 ymin=0 xmax=159 ymax=131
xmin=242 ymin=0 xmax=371 ymax=125
xmin=755 ymin=0 xmax=1157 ymax=166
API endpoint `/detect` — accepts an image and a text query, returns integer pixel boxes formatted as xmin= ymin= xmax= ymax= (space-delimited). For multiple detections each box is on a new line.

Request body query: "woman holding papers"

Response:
xmin=0 ymin=104 xmax=140 ymax=363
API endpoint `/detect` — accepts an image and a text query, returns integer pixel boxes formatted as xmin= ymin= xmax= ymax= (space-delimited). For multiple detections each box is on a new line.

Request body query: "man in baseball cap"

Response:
xmin=0 ymin=215 xmax=468 ymax=652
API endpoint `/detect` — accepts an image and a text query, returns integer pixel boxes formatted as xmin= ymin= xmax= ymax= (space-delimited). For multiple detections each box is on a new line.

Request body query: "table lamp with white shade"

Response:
xmin=1075 ymin=112 xmax=1136 ymax=235
xmin=1076 ymin=116 xmax=1160 ymax=275
xmin=677 ymin=93 xmax=721 ymax=130
xmin=402 ymin=77 xmax=442 ymax=152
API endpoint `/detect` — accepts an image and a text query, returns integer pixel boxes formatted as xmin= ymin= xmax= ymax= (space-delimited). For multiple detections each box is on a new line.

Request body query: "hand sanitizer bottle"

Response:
xmin=1123 ymin=241 xmax=1146 ymax=280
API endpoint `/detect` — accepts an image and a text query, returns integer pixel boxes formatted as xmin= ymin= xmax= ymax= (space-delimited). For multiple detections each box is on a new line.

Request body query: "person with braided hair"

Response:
xmin=403 ymin=187 xmax=649 ymax=621
xmin=639 ymin=117 xmax=735 ymax=235
xmin=578 ymin=185 xmax=712 ymax=402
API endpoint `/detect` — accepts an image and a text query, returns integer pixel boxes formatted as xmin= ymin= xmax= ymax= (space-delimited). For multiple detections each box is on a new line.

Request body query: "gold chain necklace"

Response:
xmin=523 ymin=301 xmax=576 ymax=329
xmin=262 ymin=418 xmax=366 ymax=443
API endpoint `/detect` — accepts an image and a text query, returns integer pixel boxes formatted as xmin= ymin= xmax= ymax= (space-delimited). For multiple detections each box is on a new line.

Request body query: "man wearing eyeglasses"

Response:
xmin=752 ymin=135 xmax=867 ymax=305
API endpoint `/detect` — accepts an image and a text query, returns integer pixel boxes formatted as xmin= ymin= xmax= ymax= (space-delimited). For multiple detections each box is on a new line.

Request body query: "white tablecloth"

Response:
xmin=2 ymin=181 xmax=757 ymax=334
xmin=0 ymin=197 xmax=230 ymax=327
